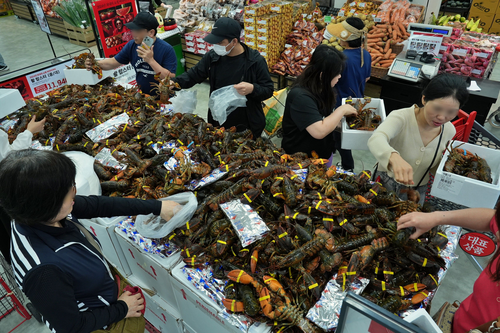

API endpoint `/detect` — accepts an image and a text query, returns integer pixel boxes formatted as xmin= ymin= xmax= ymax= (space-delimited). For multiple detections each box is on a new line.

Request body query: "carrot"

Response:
xmin=392 ymin=30 xmax=398 ymax=41
xmin=383 ymin=48 xmax=392 ymax=59
xmin=380 ymin=62 xmax=392 ymax=68
xmin=372 ymin=56 xmax=382 ymax=64
xmin=376 ymin=41 xmax=386 ymax=47
xmin=384 ymin=41 xmax=391 ymax=53
xmin=368 ymin=33 xmax=386 ymax=38
xmin=375 ymin=45 xmax=384 ymax=52
xmin=398 ymin=22 xmax=406 ymax=35
xmin=376 ymin=24 xmax=389 ymax=29
xmin=389 ymin=53 xmax=397 ymax=59
xmin=388 ymin=25 xmax=393 ymax=34
xmin=367 ymin=38 xmax=382 ymax=43
xmin=379 ymin=59 xmax=394 ymax=64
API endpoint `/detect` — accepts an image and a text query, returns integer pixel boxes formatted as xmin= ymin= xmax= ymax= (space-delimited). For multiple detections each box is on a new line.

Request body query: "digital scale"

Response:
xmin=387 ymin=23 xmax=453 ymax=83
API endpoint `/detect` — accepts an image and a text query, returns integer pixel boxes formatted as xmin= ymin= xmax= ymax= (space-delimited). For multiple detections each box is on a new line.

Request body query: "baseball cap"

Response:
xmin=125 ymin=12 xmax=159 ymax=31
xmin=204 ymin=17 xmax=242 ymax=44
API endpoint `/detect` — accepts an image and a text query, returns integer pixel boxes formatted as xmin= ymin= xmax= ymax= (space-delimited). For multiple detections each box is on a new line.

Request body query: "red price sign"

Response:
xmin=26 ymin=61 xmax=72 ymax=98
xmin=459 ymin=232 xmax=496 ymax=257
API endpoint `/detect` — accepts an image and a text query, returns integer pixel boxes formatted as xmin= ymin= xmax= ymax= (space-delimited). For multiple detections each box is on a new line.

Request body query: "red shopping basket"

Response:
xmin=452 ymin=110 xmax=476 ymax=142
xmin=0 ymin=254 xmax=33 ymax=332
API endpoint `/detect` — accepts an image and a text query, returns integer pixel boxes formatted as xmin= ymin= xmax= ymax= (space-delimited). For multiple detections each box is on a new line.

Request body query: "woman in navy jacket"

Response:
xmin=0 ymin=149 xmax=179 ymax=333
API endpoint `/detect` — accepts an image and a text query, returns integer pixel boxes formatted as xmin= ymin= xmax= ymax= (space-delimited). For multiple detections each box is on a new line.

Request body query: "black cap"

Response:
xmin=125 ymin=12 xmax=159 ymax=31
xmin=204 ymin=17 xmax=241 ymax=44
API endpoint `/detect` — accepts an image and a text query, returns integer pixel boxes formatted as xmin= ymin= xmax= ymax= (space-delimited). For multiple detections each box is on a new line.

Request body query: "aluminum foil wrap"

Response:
xmin=85 ymin=112 xmax=129 ymax=142
xmin=95 ymin=147 xmax=127 ymax=170
xmin=307 ymin=274 xmax=370 ymax=331
xmin=115 ymin=217 xmax=178 ymax=258
xmin=180 ymin=264 xmax=254 ymax=332
xmin=220 ymin=200 xmax=269 ymax=247
xmin=0 ymin=118 xmax=18 ymax=130
xmin=188 ymin=168 xmax=229 ymax=190
xmin=152 ymin=140 xmax=176 ymax=154
xmin=31 ymin=137 xmax=54 ymax=151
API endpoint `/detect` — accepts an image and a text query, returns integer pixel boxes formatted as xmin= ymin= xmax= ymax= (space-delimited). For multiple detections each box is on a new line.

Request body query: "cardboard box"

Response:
xmin=404 ymin=308 xmax=441 ymax=333
xmin=114 ymin=231 xmax=181 ymax=307
xmin=341 ymin=98 xmax=387 ymax=150
xmin=430 ymin=141 xmax=500 ymax=208
xmin=470 ymin=0 xmax=499 ymax=16
xmin=468 ymin=10 xmax=496 ymax=31
xmin=80 ymin=217 xmax=131 ymax=277
xmin=171 ymin=263 xmax=271 ymax=333
xmin=489 ymin=13 xmax=500 ymax=35
xmin=0 ymin=89 xmax=25 ymax=118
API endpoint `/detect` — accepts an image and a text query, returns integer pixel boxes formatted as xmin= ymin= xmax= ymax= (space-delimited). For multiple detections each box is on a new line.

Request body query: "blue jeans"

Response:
xmin=0 ymin=53 xmax=5 ymax=67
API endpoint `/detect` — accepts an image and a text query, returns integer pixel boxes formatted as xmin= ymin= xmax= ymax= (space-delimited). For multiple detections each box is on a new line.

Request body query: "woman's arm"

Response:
xmin=23 ymin=265 xmax=128 ymax=333
xmin=72 ymin=195 xmax=178 ymax=221
xmin=306 ymin=104 xmax=357 ymax=140
xmin=398 ymin=208 xmax=495 ymax=239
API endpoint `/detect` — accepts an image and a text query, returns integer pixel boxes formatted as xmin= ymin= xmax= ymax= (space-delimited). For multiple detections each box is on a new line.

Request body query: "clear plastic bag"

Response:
xmin=208 ymin=85 xmax=247 ymax=125
xmin=170 ymin=90 xmax=197 ymax=114
xmin=135 ymin=192 xmax=198 ymax=238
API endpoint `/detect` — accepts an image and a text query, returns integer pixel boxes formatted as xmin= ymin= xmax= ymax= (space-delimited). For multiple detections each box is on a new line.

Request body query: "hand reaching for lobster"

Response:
xmin=160 ymin=200 xmax=181 ymax=221
xmin=26 ymin=115 xmax=46 ymax=134
xmin=389 ymin=152 xmax=414 ymax=185
xmin=336 ymin=104 xmax=357 ymax=117
xmin=397 ymin=211 xmax=439 ymax=239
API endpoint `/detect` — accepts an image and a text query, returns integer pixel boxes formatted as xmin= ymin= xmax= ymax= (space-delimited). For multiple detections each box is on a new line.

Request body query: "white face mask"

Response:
xmin=213 ymin=41 xmax=235 ymax=56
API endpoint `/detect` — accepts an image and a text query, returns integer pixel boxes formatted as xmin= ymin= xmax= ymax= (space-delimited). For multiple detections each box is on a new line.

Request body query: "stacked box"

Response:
xmin=184 ymin=31 xmax=212 ymax=55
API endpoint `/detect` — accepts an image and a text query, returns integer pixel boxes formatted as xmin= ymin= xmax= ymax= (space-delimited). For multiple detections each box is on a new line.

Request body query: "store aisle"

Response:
xmin=0 ymin=15 xmax=98 ymax=79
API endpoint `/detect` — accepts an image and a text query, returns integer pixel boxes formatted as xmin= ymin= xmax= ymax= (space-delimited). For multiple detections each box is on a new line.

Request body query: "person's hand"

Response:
xmin=26 ymin=116 xmax=46 ymax=134
xmin=137 ymin=44 xmax=154 ymax=64
xmin=233 ymin=82 xmax=254 ymax=96
xmin=398 ymin=211 xmax=439 ymax=239
xmin=118 ymin=291 xmax=144 ymax=318
xmin=336 ymin=104 xmax=357 ymax=117
xmin=84 ymin=58 xmax=93 ymax=71
xmin=160 ymin=200 xmax=181 ymax=221
xmin=389 ymin=152 xmax=414 ymax=185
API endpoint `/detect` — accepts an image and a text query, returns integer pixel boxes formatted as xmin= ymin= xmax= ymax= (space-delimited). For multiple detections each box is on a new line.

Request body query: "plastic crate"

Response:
xmin=452 ymin=110 xmax=476 ymax=142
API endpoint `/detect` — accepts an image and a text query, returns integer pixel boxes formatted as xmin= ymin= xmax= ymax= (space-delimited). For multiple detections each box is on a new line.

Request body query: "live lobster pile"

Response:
xmin=70 ymin=52 xmax=103 ymax=79
xmin=444 ymin=146 xmax=492 ymax=183
xmin=3 ymin=80 xmax=452 ymax=332
xmin=345 ymin=97 xmax=382 ymax=131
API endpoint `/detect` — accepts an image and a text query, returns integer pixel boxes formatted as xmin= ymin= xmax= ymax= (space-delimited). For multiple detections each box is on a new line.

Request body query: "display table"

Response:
xmin=379 ymin=75 xmax=500 ymax=125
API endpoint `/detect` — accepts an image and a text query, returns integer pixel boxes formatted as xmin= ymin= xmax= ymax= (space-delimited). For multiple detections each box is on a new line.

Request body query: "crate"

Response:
xmin=270 ymin=73 xmax=284 ymax=91
xmin=64 ymin=21 xmax=96 ymax=47
xmin=46 ymin=16 xmax=68 ymax=37
xmin=183 ymin=51 xmax=203 ymax=70
xmin=452 ymin=110 xmax=476 ymax=142
xmin=10 ymin=0 xmax=34 ymax=21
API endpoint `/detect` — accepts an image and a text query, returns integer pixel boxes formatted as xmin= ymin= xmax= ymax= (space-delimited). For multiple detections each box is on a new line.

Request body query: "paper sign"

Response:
xmin=459 ymin=232 xmax=496 ymax=257
xmin=26 ymin=60 xmax=74 ymax=97
xmin=31 ymin=0 xmax=51 ymax=34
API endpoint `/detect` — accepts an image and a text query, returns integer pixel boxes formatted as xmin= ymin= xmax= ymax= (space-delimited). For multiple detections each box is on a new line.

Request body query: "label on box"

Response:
xmin=257 ymin=27 xmax=268 ymax=34
xmin=349 ymin=2 xmax=356 ymax=6
xmin=437 ymin=173 xmax=464 ymax=196
xmin=452 ymin=49 xmax=467 ymax=57
xmin=245 ymin=26 xmax=255 ymax=31
xmin=471 ymin=69 xmax=482 ymax=75
xmin=359 ymin=2 xmax=366 ymax=7
xmin=476 ymin=52 xmax=489 ymax=58
xmin=198 ymin=49 xmax=207 ymax=54
xmin=440 ymin=45 xmax=448 ymax=51
xmin=324 ymin=16 xmax=331 ymax=23
xmin=185 ymin=35 xmax=194 ymax=41
xmin=374 ymin=17 xmax=381 ymax=22
xmin=244 ymin=17 xmax=255 ymax=23
xmin=246 ymin=9 xmax=255 ymax=15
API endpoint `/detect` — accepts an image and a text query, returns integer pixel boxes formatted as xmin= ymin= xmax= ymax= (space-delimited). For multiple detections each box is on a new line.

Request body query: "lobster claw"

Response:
xmin=240 ymin=188 xmax=261 ymax=205
xmin=227 ymin=270 xmax=254 ymax=284
xmin=250 ymin=250 xmax=259 ymax=274
xmin=222 ymin=298 xmax=244 ymax=313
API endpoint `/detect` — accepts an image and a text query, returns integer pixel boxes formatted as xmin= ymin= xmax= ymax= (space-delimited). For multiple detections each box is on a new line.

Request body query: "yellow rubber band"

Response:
xmin=186 ymin=222 xmax=190 ymax=230
xmin=400 ymin=286 xmax=405 ymax=296
xmin=217 ymin=240 xmax=227 ymax=245
xmin=236 ymin=270 xmax=244 ymax=283
xmin=370 ymin=189 xmax=378 ymax=196
xmin=273 ymin=193 xmax=282 ymax=197
xmin=382 ymin=281 xmax=386 ymax=291
xmin=430 ymin=275 xmax=439 ymax=286
xmin=265 ymin=161 xmax=269 ymax=167
xmin=243 ymin=193 xmax=252 ymax=203
xmin=240 ymin=249 xmax=249 ymax=252
xmin=438 ymin=232 xmax=448 ymax=238
xmin=340 ymin=219 xmax=348 ymax=226
xmin=315 ymin=201 xmax=322 ymax=209
xmin=308 ymin=283 xmax=318 ymax=289
xmin=383 ymin=271 xmax=394 ymax=275
xmin=169 ymin=233 xmax=176 ymax=240
xmin=422 ymin=258 xmax=428 ymax=267
xmin=264 ymin=277 xmax=276 ymax=283
xmin=317 ymin=193 xmax=322 ymax=199
xmin=231 ymin=300 xmax=235 ymax=312
xmin=279 ymin=232 xmax=288 ymax=238
xmin=185 ymin=249 xmax=190 ymax=257
xmin=251 ymin=256 xmax=257 ymax=262
xmin=414 ymin=283 xmax=418 ymax=291
xmin=346 ymin=271 xmax=356 ymax=275
xmin=290 ymin=174 xmax=298 ymax=180
xmin=298 ymin=163 xmax=303 ymax=169
xmin=177 ymin=139 xmax=184 ymax=146
xmin=259 ymin=295 xmax=270 ymax=301
xmin=323 ymin=218 xmax=333 ymax=222
xmin=363 ymin=171 xmax=370 ymax=178
xmin=293 ymin=212 xmax=299 ymax=219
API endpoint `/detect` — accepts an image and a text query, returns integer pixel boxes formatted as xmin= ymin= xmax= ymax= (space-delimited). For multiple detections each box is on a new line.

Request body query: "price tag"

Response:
xmin=338 ymin=10 xmax=345 ymax=17
xmin=452 ymin=48 xmax=468 ymax=57
xmin=27 ymin=60 xmax=72 ymax=97
xmin=374 ymin=17 xmax=382 ymax=22
xmin=359 ymin=2 xmax=366 ymax=7
xmin=471 ymin=69 xmax=482 ymax=75
xmin=476 ymin=52 xmax=489 ymax=58
xmin=349 ymin=2 xmax=356 ymax=6
xmin=436 ymin=173 xmax=464 ymax=195
xmin=324 ymin=15 xmax=332 ymax=23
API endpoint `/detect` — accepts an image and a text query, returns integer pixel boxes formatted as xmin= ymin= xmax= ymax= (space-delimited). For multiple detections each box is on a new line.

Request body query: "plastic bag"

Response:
xmin=135 ymin=192 xmax=197 ymax=238
xmin=170 ymin=90 xmax=197 ymax=114
xmin=208 ymin=85 xmax=247 ymax=125
xmin=63 ymin=151 xmax=102 ymax=196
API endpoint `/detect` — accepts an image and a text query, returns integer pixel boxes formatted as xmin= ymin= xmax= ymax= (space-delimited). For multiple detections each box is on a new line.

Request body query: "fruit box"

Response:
xmin=341 ymin=98 xmax=386 ymax=150
xmin=430 ymin=141 xmax=500 ymax=208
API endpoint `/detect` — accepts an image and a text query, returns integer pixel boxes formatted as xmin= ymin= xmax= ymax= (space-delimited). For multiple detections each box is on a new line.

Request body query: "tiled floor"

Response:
xmin=1 ymin=9 xmax=500 ymax=333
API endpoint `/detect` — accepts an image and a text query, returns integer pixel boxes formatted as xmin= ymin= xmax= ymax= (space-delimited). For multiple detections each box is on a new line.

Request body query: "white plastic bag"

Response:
xmin=170 ymin=90 xmax=197 ymax=114
xmin=208 ymin=85 xmax=247 ymax=124
xmin=63 ymin=151 xmax=101 ymax=196
xmin=135 ymin=192 xmax=197 ymax=238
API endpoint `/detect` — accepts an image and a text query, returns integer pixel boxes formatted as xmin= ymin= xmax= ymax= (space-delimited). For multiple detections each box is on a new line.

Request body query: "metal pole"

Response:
xmin=85 ymin=0 xmax=104 ymax=58
xmin=46 ymin=33 xmax=57 ymax=59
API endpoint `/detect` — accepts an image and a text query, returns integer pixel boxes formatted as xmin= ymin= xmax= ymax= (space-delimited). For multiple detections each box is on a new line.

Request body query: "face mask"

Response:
xmin=213 ymin=41 xmax=235 ymax=56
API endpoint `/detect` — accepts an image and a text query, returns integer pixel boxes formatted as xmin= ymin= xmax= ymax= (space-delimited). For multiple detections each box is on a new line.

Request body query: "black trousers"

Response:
xmin=0 ymin=206 xmax=11 ymax=262
xmin=333 ymin=131 xmax=355 ymax=170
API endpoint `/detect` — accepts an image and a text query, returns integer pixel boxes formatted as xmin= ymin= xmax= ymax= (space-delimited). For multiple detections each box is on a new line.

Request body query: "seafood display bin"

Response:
xmin=341 ymin=97 xmax=387 ymax=150
xmin=128 ymin=275 xmax=184 ymax=333
xmin=0 ymin=89 xmax=25 ymax=118
xmin=431 ymin=141 xmax=500 ymax=208
xmin=171 ymin=263 xmax=271 ymax=333
xmin=79 ymin=216 xmax=131 ymax=277
xmin=114 ymin=230 xmax=181 ymax=308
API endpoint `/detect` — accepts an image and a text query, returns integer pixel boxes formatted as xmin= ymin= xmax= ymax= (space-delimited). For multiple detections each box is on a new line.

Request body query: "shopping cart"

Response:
xmin=0 ymin=253 xmax=37 ymax=332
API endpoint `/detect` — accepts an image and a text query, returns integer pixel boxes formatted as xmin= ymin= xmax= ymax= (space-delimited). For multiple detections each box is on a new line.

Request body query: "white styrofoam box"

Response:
xmin=0 ymin=89 xmax=26 ymax=118
xmin=127 ymin=275 xmax=183 ymax=333
xmin=403 ymin=308 xmax=441 ymax=333
xmin=114 ymin=230 xmax=181 ymax=307
xmin=430 ymin=141 xmax=500 ymax=208
xmin=340 ymin=98 xmax=386 ymax=150
xmin=64 ymin=66 xmax=112 ymax=85
xmin=80 ymin=216 xmax=131 ymax=277
xmin=171 ymin=263 xmax=272 ymax=333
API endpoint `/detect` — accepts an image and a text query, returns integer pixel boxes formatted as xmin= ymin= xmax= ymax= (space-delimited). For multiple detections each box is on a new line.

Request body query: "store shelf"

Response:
xmin=10 ymin=0 xmax=34 ymax=22
xmin=46 ymin=16 xmax=68 ymax=38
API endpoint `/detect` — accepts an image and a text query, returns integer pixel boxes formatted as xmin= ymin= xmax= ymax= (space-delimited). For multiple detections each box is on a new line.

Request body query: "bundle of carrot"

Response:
xmin=366 ymin=22 xmax=411 ymax=68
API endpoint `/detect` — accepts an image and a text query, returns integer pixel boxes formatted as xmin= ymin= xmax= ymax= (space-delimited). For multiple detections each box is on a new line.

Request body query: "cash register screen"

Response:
xmin=389 ymin=59 xmax=422 ymax=80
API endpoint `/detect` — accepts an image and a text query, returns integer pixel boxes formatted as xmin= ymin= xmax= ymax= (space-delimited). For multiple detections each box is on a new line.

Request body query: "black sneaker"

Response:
xmin=0 ymin=65 xmax=9 ymax=71
xmin=336 ymin=162 xmax=354 ymax=173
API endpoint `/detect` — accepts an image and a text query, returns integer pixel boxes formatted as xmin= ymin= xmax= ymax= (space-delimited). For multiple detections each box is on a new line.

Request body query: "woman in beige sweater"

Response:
xmin=367 ymin=74 xmax=469 ymax=203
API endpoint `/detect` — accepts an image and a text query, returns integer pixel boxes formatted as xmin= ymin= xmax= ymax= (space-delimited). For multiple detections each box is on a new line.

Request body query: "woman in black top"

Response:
xmin=281 ymin=45 xmax=357 ymax=158
xmin=0 ymin=149 xmax=179 ymax=333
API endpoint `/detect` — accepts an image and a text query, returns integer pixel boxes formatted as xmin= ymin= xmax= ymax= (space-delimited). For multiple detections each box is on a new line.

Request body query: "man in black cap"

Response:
xmin=172 ymin=17 xmax=274 ymax=138
xmin=85 ymin=12 xmax=177 ymax=96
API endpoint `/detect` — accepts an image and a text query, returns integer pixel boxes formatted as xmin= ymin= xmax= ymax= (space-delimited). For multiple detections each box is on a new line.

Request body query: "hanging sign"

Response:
xmin=31 ymin=0 xmax=52 ymax=34
xmin=92 ymin=0 xmax=138 ymax=58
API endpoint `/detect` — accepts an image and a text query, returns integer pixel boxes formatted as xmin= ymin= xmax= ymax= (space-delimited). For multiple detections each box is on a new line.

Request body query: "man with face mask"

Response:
xmin=85 ymin=12 xmax=177 ymax=96
xmin=172 ymin=17 xmax=274 ymax=138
